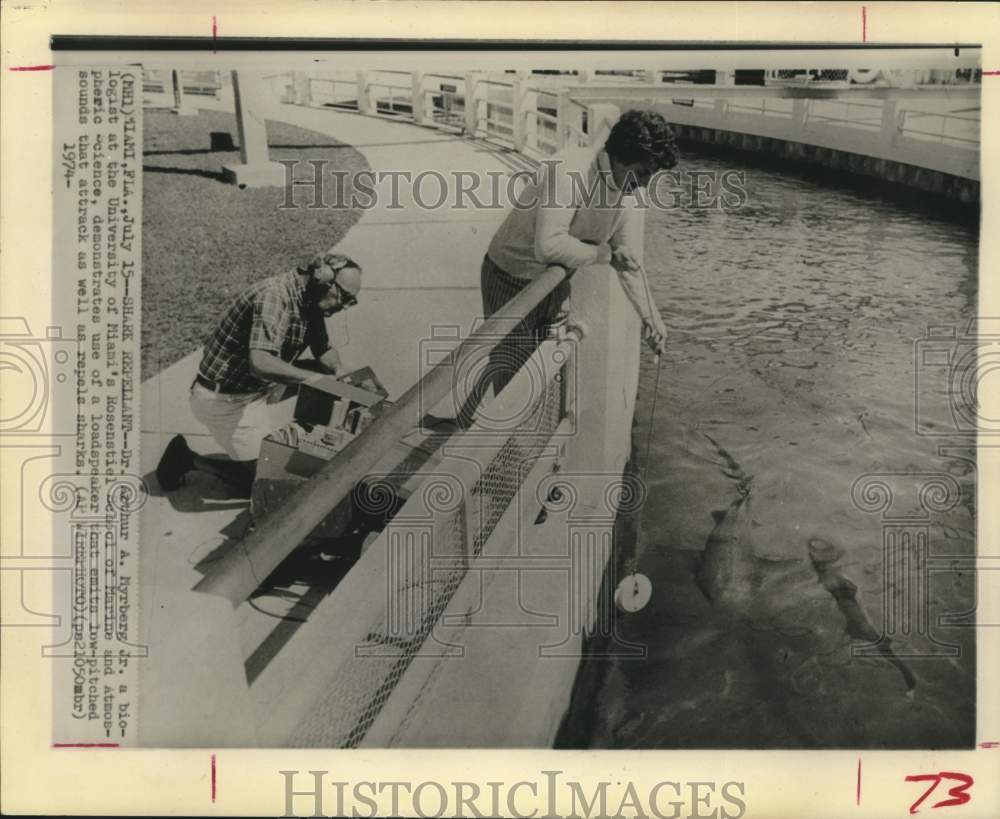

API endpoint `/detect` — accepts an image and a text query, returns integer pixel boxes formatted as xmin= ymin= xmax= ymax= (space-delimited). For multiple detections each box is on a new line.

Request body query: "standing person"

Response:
xmin=155 ymin=250 xmax=362 ymax=496
xmin=460 ymin=108 xmax=676 ymax=424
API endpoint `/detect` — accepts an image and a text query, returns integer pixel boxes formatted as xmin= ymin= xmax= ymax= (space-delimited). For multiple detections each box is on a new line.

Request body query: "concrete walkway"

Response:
xmin=139 ymin=103 xmax=527 ymax=662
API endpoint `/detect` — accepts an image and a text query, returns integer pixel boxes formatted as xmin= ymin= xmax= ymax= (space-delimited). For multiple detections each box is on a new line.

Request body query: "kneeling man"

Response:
xmin=155 ymin=250 xmax=362 ymax=495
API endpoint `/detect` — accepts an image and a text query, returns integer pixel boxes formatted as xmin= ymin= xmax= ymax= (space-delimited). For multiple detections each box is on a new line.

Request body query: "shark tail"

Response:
xmin=737 ymin=475 xmax=753 ymax=498
xmin=702 ymin=432 xmax=753 ymax=491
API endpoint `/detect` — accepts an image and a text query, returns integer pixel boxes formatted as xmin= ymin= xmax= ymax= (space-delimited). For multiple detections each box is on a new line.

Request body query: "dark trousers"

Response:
xmin=457 ymin=255 xmax=570 ymax=426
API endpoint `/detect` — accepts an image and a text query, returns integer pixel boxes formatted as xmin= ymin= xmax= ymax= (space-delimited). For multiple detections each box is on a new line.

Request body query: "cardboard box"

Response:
xmin=251 ymin=367 xmax=392 ymax=540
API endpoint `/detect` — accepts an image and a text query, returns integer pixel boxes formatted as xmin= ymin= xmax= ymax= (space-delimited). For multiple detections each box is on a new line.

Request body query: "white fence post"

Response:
xmin=556 ymin=89 xmax=573 ymax=151
xmin=292 ymin=71 xmax=311 ymax=106
xmin=221 ymin=70 xmax=285 ymax=188
xmin=793 ymin=98 xmax=808 ymax=129
xmin=523 ymin=83 xmax=539 ymax=152
xmin=356 ymin=71 xmax=369 ymax=115
xmin=464 ymin=72 xmax=479 ymax=135
xmin=412 ymin=72 xmax=426 ymax=125
xmin=171 ymin=69 xmax=197 ymax=115
xmin=512 ymin=74 xmax=527 ymax=152
xmin=585 ymin=103 xmax=620 ymax=148
xmin=881 ymin=99 xmax=900 ymax=147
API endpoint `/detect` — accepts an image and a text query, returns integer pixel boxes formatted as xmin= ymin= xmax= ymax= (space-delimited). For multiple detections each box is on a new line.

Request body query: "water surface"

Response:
xmin=562 ymin=154 xmax=978 ymax=749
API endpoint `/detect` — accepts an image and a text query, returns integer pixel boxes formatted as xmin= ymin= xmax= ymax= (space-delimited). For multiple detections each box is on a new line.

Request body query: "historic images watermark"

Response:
xmin=352 ymin=465 xmax=647 ymax=661
xmin=345 ymin=312 xmax=647 ymax=662
xmin=280 ymin=769 xmax=748 ymax=819
xmin=275 ymin=159 xmax=750 ymax=212
xmin=833 ymin=320 xmax=997 ymax=665
xmin=913 ymin=321 xmax=1000 ymax=437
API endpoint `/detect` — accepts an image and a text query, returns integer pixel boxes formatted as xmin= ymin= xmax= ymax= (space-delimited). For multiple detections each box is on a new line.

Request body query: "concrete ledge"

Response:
xmin=674 ymin=123 xmax=980 ymax=205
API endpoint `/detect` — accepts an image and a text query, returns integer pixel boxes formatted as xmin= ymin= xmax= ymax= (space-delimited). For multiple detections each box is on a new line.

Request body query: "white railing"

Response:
xmin=898 ymin=109 xmax=981 ymax=146
xmin=367 ymin=79 xmax=415 ymax=116
xmin=264 ymin=70 xmax=612 ymax=158
xmin=423 ymin=86 xmax=466 ymax=128
xmin=805 ymin=98 xmax=885 ymax=131
xmin=142 ymin=69 xmax=224 ymax=108
xmin=140 ymin=67 xmax=981 ymax=179
xmin=727 ymin=97 xmax=796 ymax=119
xmin=306 ymin=77 xmax=360 ymax=110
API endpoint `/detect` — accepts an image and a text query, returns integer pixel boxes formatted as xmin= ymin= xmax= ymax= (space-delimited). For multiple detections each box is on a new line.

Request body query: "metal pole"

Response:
xmin=195 ymin=264 xmax=572 ymax=605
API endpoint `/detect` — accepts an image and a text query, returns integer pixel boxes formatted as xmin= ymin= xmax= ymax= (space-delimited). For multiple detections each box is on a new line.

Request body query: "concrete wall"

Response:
xmin=360 ymin=261 xmax=642 ymax=747
xmin=646 ymin=96 xmax=979 ymax=204
xmin=671 ymin=122 xmax=980 ymax=205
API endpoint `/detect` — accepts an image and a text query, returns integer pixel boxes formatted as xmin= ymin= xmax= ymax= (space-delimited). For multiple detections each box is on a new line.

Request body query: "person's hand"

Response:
xmin=610 ymin=245 xmax=642 ymax=273
xmin=317 ymin=347 xmax=343 ymax=376
xmin=584 ymin=240 xmax=612 ymax=265
xmin=642 ymin=315 xmax=667 ymax=356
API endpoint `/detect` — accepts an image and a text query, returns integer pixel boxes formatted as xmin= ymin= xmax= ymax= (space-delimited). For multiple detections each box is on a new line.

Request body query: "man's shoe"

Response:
xmin=156 ymin=434 xmax=195 ymax=490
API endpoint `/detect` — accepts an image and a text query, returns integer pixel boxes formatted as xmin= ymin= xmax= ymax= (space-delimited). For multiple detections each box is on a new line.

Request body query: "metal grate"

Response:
xmin=290 ymin=568 xmax=465 ymax=748
xmin=289 ymin=360 xmax=565 ymax=747
xmin=470 ymin=371 xmax=563 ymax=556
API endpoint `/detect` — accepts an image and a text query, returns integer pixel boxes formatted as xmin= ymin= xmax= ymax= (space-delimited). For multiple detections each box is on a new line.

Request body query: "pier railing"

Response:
xmin=276 ymin=69 xmax=606 ymax=157
xmin=568 ymin=82 xmax=980 ymax=179
xmin=138 ymin=65 xmax=979 ymax=745
xmin=141 ymin=67 xmax=981 ymax=175
xmin=142 ymin=251 xmax=644 ymax=747
xmin=138 ymin=90 xmax=638 ymax=746
xmin=193 ymin=264 xmax=573 ymax=606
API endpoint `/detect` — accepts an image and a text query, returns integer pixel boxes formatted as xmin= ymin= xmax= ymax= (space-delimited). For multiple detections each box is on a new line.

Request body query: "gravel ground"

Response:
xmin=141 ymin=109 xmax=370 ymax=378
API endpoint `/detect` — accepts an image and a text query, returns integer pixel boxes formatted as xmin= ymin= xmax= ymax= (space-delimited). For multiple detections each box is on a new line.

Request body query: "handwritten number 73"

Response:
xmin=905 ymin=772 xmax=973 ymax=814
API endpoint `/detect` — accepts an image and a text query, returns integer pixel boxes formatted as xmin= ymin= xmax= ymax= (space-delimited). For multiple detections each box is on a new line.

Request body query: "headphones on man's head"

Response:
xmin=301 ymin=252 xmax=359 ymax=282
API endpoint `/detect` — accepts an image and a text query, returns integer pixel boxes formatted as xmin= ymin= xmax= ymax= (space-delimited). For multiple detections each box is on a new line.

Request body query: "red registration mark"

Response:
xmin=904 ymin=772 xmax=973 ymax=815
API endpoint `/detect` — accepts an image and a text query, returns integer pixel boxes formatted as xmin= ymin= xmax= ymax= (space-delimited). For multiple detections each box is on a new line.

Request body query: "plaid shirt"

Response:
xmin=198 ymin=271 xmax=330 ymax=393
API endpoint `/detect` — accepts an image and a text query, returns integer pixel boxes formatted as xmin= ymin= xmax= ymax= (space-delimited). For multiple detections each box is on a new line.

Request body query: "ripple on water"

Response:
xmin=573 ymin=152 xmax=978 ymax=749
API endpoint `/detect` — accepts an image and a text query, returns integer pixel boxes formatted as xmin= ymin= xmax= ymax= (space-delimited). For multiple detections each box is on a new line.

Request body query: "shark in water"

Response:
xmin=695 ymin=433 xmax=916 ymax=694
xmin=559 ymin=434 xmax=928 ymax=749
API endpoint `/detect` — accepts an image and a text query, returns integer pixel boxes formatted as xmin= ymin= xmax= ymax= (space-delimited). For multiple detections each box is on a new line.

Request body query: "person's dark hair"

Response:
xmin=605 ymin=109 xmax=679 ymax=170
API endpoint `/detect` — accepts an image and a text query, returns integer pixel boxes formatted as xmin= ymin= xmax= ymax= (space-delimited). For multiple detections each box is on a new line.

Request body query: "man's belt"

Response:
xmin=194 ymin=373 xmax=250 ymax=395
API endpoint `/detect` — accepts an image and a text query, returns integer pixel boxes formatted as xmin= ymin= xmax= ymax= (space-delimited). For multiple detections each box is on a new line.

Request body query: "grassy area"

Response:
xmin=141 ymin=109 xmax=370 ymax=378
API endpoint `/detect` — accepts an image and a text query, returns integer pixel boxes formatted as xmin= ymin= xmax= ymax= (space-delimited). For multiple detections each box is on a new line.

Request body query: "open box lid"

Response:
xmin=294 ymin=366 xmax=390 ymax=427
xmin=299 ymin=376 xmax=384 ymax=407
xmin=337 ymin=366 xmax=389 ymax=399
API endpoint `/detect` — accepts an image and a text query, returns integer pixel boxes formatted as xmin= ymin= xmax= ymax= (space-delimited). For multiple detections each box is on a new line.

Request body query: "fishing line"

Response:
xmin=614 ymin=261 xmax=667 ymax=614
xmin=614 ymin=347 xmax=663 ymax=614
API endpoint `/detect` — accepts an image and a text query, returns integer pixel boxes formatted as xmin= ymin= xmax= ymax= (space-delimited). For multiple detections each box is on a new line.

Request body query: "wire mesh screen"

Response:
xmin=289 ymin=566 xmax=465 ymax=749
xmin=470 ymin=372 xmax=564 ymax=556
xmin=288 ymin=358 xmax=566 ymax=747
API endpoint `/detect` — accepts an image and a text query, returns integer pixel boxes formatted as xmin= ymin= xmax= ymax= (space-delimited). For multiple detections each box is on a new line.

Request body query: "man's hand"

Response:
xmin=610 ymin=245 xmax=642 ymax=273
xmin=317 ymin=347 xmax=343 ymax=376
xmin=249 ymin=349 xmax=324 ymax=386
xmin=642 ymin=314 xmax=667 ymax=356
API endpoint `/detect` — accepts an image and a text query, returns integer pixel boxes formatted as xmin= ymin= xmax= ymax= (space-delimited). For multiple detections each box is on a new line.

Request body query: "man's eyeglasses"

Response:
xmin=332 ymin=278 xmax=358 ymax=308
